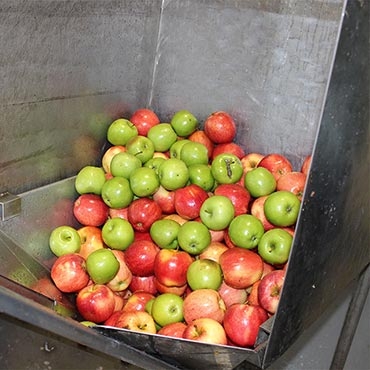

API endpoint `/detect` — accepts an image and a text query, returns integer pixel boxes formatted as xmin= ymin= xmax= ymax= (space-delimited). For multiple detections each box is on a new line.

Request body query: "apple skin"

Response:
xmin=124 ymin=239 xmax=160 ymax=277
xmin=76 ymin=284 xmax=116 ymax=323
xmin=186 ymin=259 xmax=223 ymax=291
xmin=75 ymin=165 xmax=106 ymax=195
xmin=247 ymin=280 xmax=261 ymax=306
xmin=130 ymin=108 xmax=160 ymax=137
xmin=199 ymin=241 xmax=228 ymax=263
xmin=127 ymin=197 xmax=162 ymax=233
xmin=129 ymin=274 xmax=158 ymax=295
xmin=157 ymin=322 xmax=187 ymax=338
xmin=77 ymin=226 xmax=105 ymax=260
xmin=223 ymin=303 xmax=268 ymax=348
xmin=106 ymin=250 xmax=133 ymax=292
xmin=183 ymin=318 xmax=228 ymax=345
xmin=180 ymin=141 xmax=209 ymax=166
xmin=101 ymin=176 xmax=134 ymax=209
xmin=86 ymin=248 xmax=120 ymax=285
xmin=188 ymin=163 xmax=215 ymax=192
xmin=188 ymin=129 xmax=214 ymax=159
xmin=122 ymin=291 xmax=156 ymax=313
xmin=257 ymin=269 xmax=286 ymax=314
xmin=257 ymin=153 xmax=293 ymax=181
xmin=50 ymin=253 xmax=90 ymax=293
xmin=250 ymin=195 xmax=275 ymax=231
xmin=151 ymin=293 xmax=184 ymax=327
xmin=109 ymin=206 xmax=129 ymax=220
xmin=219 ymin=247 xmax=264 ymax=289
xmin=107 ymin=118 xmax=138 ymax=146
xmin=183 ymin=288 xmax=226 ymax=324
xmin=177 ymin=220 xmax=212 ymax=255
xmin=214 ymin=183 xmax=251 ymax=216
xmin=147 ymin=123 xmax=178 ymax=152
xmin=126 ymin=135 xmax=155 ymax=164
xmin=301 ymin=154 xmax=312 ymax=176
xmin=150 ymin=218 xmax=180 ymax=250
xmin=163 ymin=213 xmax=188 ymax=226
xmin=152 ymin=186 xmax=176 ymax=214
xmin=204 ymin=111 xmax=237 ymax=144
xmin=241 ymin=153 xmax=264 ymax=173
xmin=174 ymin=184 xmax=209 ymax=220
xmin=154 ymin=278 xmax=188 ymax=296
xmin=158 ymin=158 xmax=189 ymax=191
xmin=200 ymin=195 xmax=235 ymax=231
xmin=129 ymin=167 xmax=160 ymax=198
xmin=73 ymin=194 xmax=109 ymax=227
xmin=101 ymin=145 xmax=126 ymax=174
xmin=110 ymin=151 xmax=142 ymax=179
xmin=49 ymin=225 xmax=81 ymax=257
xmin=244 ymin=167 xmax=277 ymax=198
xmin=115 ymin=310 xmax=157 ymax=334
xmin=170 ymin=109 xmax=198 ymax=137
xmin=218 ymin=280 xmax=248 ymax=308
xmin=101 ymin=217 xmax=135 ymax=251
xmin=276 ymin=171 xmax=307 ymax=201
xmin=212 ymin=142 xmax=245 ymax=160
xmin=211 ymin=153 xmax=244 ymax=184
xmin=104 ymin=310 xmax=122 ymax=327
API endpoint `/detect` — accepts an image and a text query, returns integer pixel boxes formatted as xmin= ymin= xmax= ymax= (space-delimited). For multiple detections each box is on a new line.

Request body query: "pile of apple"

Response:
xmin=48 ymin=108 xmax=311 ymax=349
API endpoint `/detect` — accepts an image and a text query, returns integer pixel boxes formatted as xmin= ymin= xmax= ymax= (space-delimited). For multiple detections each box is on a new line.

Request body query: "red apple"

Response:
xmin=214 ymin=183 xmax=251 ymax=216
xmin=301 ymin=154 xmax=312 ymax=176
xmin=130 ymin=108 xmax=160 ymax=136
xmin=223 ymin=303 xmax=268 ymax=348
xmin=212 ymin=142 xmax=245 ymax=160
xmin=250 ymin=196 xmax=275 ymax=231
xmin=219 ymin=248 xmax=264 ymax=289
xmin=183 ymin=288 xmax=226 ymax=324
xmin=183 ymin=318 xmax=228 ymax=345
xmin=122 ymin=291 xmax=155 ymax=312
xmin=127 ymin=197 xmax=162 ymax=232
xmin=223 ymin=230 xmax=237 ymax=248
xmin=163 ymin=213 xmax=188 ymax=225
xmin=157 ymin=322 xmax=187 ymax=338
xmin=247 ymin=280 xmax=261 ymax=306
xmin=77 ymin=226 xmax=105 ymax=260
xmin=262 ymin=262 xmax=276 ymax=278
xmin=109 ymin=206 xmax=129 ymax=220
xmin=50 ymin=253 xmax=90 ymax=293
xmin=113 ymin=292 xmax=126 ymax=311
xmin=106 ymin=250 xmax=133 ymax=292
xmin=152 ymin=186 xmax=176 ymax=214
xmin=218 ymin=280 xmax=248 ymax=308
xmin=153 ymin=278 xmax=188 ymax=296
xmin=257 ymin=153 xmax=293 ymax=181
xmin=257 ymin=269 xmax=286 ymax=314
xmin=199 ymin=241 xmax=228 ymax=263
xmin=276 ymin=171 xmax=307 ymax=200
xmin=204 ymin=111 xmax=237 ymax=144
xmin=188 ymin=129 xmax=214 ymax=159
xmin=209 ymin=229 xmax=225 ymax=243
xmin=241 ymin=153 xmax=264 ymax=173
xmin=129 ymin=275 xmax=158 ymax=295
xmin=102 ymin=145 xmax=126 ymax=173
xmin=103 ymin=310 xmax=122 ymax=327
xmin=174 ymin=184 xmax=209 ymax=220
xmin=76 ymin=284 xmax=116 ymax=323
xmin=73 ymin=194 xmax=109 ymax=227
xmin=124 ymin=239 xmax=160 ymax=277
xmin=134 ymin=231 xmax=153 ymax=242
xmin=115 ymin=310 xmax=157 ymax=334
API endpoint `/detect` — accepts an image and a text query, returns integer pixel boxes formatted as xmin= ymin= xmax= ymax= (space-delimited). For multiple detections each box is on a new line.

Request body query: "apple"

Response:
xmin=210 ymin=228 xmax=225 ymax=243
xmin=218 ymin=280 xmax=248 ymax=308
xmin=258 ymin=228 xmax=293 ymax=265
xmin=86 ymin=248 xmax=120 ymax=284
xmin=247 ymin=280 xmax=260 ymax=306
xmin=31 ymin=277 xmax=63 ymax=303
xmin=129 ymin=166 xmax=160 ymax=197
xmin=110 ymin=152 xmax=142 ymax=179
xmin=147 ymin=123 xmax=178 ymax=152
xmin=188 ymin=129 xmax=214 ymax=159
xmin=151 ymin=293 xmax=184 ymax=327
xmin=101 ymin=217 xmax=135 ymax=250
xmin=183 ymin=318 xmax=228 ymax=345
xmin=177 ymin=220 xmax=211 ymax=255
xmin=301 ymin=154 xmax=312 ymax=176
xmin=204 ymin=111 xmax=236 ymax=144
xmin=223 ymin=303 xmax=268 ymax=347
xmin=76 ymin=284 xmax=116 ymax=323
xmin=188 ymin=163 xmax=215 ymax=192
xmin=126 ymin=135 xmax=155 ymax=164
xmin=50 ymin=253 xmax=90 ymax=293
xmin=212 ymin=142 xmax=245 ymax=160
xmin=211 ymin=153 xmax=243 ymax=184
xmin=244 ymin=167 xmax=277 ymax=198
xmin=170 ymin=109 xmax=198 ymax=137
xmin=150 ymin=218 xmax=180 ymax=249
xmin=157 ymin=322 xmax=187 ymax=338
xmin=122 ymin=291 xmax=156 ymax=312
xmin=199 ymin=241 xmax=228 ymax=263
xmin=75 ymin=165 xmax=106 ymax=195
xmin=183 ymin=288 xmax=226 ymax=324
xmin=223 ymin=229 xmax=237 ymax=248
xmin=144 ymin=156 xmax=166 ymax=176
xmin=174 ymin=184 xmax=209 ymax=220
xmin=107 ymin=118 xmax=138 ymax=146
xmin=262 ymin=262 xmax=276 ymax=278
xmin=104 ymin=310 xmax=122 ymax=327
xmin=130 ymin=108 xmax=160 ymax=136
xmin=49 ymin=225 xmax=81 ymax=257
xmin=250 ymin=195 xmax=275 ymax=231
xmin=101 ymin=145 xmax=126 ymax=173
xmin=73 ymin=194 xmax=109 ymax=227
xmin=241 ymin=152 xmax=264 ymax=173
xmin=152 ymin=186 xmax=176 ymax=214
xmin=258 ymin=153 xmax=293 ymax=181
xmin=276 ymin=171 xmax=307 ymax=200
xmin=163 ymin=213 xmax=188 ymax=225
xmin=157 ymin=158 xmax=189 ymax=190
xmin=180 ymin=141 xmax=209 ymax=166
xmin=124 ymin=239 xmax=160 ymax=277
xmin=77 ymin=226 xmax=105 ymax=260
xmin=106 ymin=250 xmax=133 ymax=292
xmin=154 ymin=278 xmax=188 ymax=296
xmin=264 ymin=190 xmax=301 ymax=227
xmin=129 ymin=275 xmax=158 ymax=295
xmin=127 ymin=197 xmax=162 ymax=232
xmin=258 ymin=269 xmax=286 ymax=314
xmin=219 ymin=247 xmax=264 ymax=289
xmin=112 ymin=292 xmax=126 ymax=312
xmin=153 ymin=249 xmax=193 ymax=287
xmin=115 ymin=310 xmax=157 ymax=334
xmin=186 ymin=258 xmax=223 ymax=290
xmin=214 ymin=183 xmax=251 ymax=216
xmin=108 ymin=206 xmax=129 ymax=220
xmin=169 ymin=139 xmax=190 ymax=159
xmin=101 ymin=176 xmax=134 ymax=209
xmin=228 ymin=214 xmax=265 ymax=249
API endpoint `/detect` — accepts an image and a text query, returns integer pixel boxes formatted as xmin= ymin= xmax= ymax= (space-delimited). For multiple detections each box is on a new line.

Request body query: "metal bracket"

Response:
xmin=0 ymin=192 xmax=21 ymax=221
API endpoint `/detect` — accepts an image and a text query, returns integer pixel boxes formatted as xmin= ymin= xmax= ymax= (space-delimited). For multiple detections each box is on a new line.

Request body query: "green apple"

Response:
xmin=101 ymin=217 xmax=135 ymax=250
xmin=186 ymin=259 xmax=223 ymax=290
xmin=211 ymin=153 xmax=243 ymax=184
xmin=244 ymin=167 xmax=276 ymax=198
xmin=180 ymin=141 xmax=209 ymax=166
xmin=101 ymin=176 xmax=134 ymax=209
xmin=126 ymin=135 xmax=155 ymax=164
xmin=177 ymin=221 xmax=211 ymax=255
xmin=147 ymin=123 xmax=178 ymax=152
xmin=170 ymin=110 xmax=198 ymax=137
xmin=49 ymin=225 xmax=81 ymax=257
xmin=150 ymin=219 xmax=180 ymax=249
xmin=264 ymin=190 xmax=301 ymax=227
xmin=129 ymin=166 xmax=160 ymax=197
xmin=144 ymin=156 xmax=166 ymax=175
xmin=228 ymin=214 xmax=264 ymax=249
xmin=200 ymin=195 xmax=235 ymax=231
xmin=107 ymin=118 xmax=138 ymax=146
xmin=110 ymin=152 xmax=142 ymax=179
xmin=86 ymin=248 xmax=120 ymax=284
xmin=158 ymin=158 xmax=189 ymax=190
xmin=169 ymin=139 xmax=191 ymax=159
xmin=258 ymin=228 xmax=293 ymax=265
xmin=151 ymin=293 xmax=184 ymax=327
xmin=188 ymin=164 xmax=215 ymax=192
xmin=75 ymin=166 xmax=106 ymax=195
